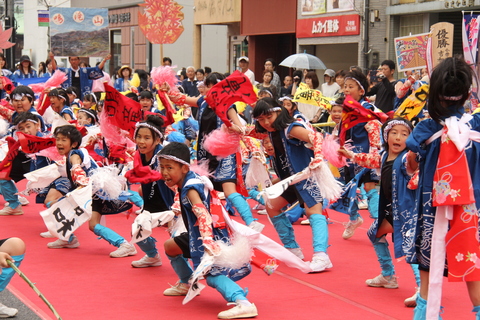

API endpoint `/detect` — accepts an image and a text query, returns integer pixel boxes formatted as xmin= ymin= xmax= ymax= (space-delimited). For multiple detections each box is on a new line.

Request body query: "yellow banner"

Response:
xmin=394 ymin=84 xmax=429 ymax=120
xmin=293 ymin=83 xmax=332 ymax=110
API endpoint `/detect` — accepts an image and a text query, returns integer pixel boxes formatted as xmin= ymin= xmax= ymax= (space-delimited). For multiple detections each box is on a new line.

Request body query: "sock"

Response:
xmin=227 ymin=193 xmax=255 ymax=225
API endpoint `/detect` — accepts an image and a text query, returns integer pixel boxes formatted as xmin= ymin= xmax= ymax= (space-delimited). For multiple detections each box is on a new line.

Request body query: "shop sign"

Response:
xmin=109 ymin=12 xmax=131 ymax=24
xmin=296 ymin=14 xmax=360 ymax=38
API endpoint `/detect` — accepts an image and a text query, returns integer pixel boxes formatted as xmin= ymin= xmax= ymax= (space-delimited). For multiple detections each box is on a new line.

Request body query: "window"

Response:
xmin=399 ymin=14 xmax=424 ymax=37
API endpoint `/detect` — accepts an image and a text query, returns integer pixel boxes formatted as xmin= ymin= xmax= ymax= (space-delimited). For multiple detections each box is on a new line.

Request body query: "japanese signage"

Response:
xmin=394 ymin=33 xmax=429 ymax=73
xmin=50 ymin=7 xmax=109 ymax=57
xmin=109 ymin=13 xmax=131 ymax=24
xmin=430 ymin=22 xmax=454 ymax=68
xmin=297 ymin=14 xmax=360 ymax=38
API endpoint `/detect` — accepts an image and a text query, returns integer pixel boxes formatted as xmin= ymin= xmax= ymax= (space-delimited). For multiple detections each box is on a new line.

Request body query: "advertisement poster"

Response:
xmin=50 ymin=7 xmax=109 ymax=57
xmin=394 ymin=33 xmax=429 ymax=72
xmin=327 ymin=0 xmax=355 ymax=13
xmin=302 ymin=0 xmax=326 ymax=15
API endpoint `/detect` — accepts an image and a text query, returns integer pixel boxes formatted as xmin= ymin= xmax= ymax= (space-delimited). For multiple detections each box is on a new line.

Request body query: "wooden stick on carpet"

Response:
xmin=7 ymin=260 xmax=62 ymax=320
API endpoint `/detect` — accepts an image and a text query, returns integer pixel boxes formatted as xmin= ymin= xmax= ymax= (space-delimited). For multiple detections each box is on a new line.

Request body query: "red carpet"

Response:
xmin=1 ymin=186 xmax=473 ymax=319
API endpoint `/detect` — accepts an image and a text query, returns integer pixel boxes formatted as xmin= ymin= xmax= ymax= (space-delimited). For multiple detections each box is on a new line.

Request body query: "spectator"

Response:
xmin=321 ymin=69 xmax=341 ymax=98
xmin=163 ymin=57 xmax=172 ymax=66
xmin=11 ymin=55 xmax=37 ymax=83
xmin=238 ymin=56 xmax=255 ymax=84
xmin=114 ymin=65 xmax=133 ymax=92
xmin=264 ymin=58 xmax=281 ymax=94
xmin=366 ymin=60 xmax=397 ymax=113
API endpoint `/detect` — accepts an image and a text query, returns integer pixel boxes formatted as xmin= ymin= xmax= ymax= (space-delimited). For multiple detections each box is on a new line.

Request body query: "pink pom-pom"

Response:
xmin=322 ymin=134 xmax=347 ymax=168
xmin=190 ymin=160 xmax=213 ymax=177
xmin=203 ymin=127 xmax=241 ymax=157
xmin=30 ymin=70 xmax=68 ymax=93
xmin=37 ymin=146 xmax=63 ymax=161
xmin=99 ymin=111 xmax=130 ymax=146
xmin=151 ymin=66 xmax=180 ymax=94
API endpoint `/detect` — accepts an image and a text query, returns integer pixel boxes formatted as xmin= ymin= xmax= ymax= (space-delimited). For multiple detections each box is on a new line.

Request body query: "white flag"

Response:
xmin=40 ymin=184 xmax=93 ymax=241
xmin=131 ymin=210 xmax=175 ymax=243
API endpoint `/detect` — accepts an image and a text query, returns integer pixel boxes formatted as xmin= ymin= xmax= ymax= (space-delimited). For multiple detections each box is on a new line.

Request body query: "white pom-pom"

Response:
xmin=0 ymin=119 xmax=9 ymax=137
xmin=307 ymin=161 xmax=343 ymax=201
xmin=90 ymin=165 xmax=126 ymax=200
xmin=213 ymin=234 xmax=253 ymax=270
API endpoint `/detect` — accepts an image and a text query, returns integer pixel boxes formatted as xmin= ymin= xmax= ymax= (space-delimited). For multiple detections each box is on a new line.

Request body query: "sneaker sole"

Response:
xmin=218 ymin=310 xmax=258 ymax=319
xmin=132 ymin=262 xmax=162 ymax=268
xmin=110 ymin=250 xmax=137 ymax=258
xmin=0 ymin=212 xmax=24 ymax=216
xmin=48 ymin=243 xmax=80 ymax=249
xmin=309 ymin=263 xmax=333 ymax=273
xmin=366 ymin=282 xmax=399 ymax=289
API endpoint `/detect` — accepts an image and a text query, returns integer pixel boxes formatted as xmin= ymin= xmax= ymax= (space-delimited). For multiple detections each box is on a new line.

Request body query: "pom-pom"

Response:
xmin=30 ymin=70 xmax=68 ymax=93
xmin=203 ymin=127 xmax=240 ymax=158
xmin=150 ymin=66 xmax=180 ymax=93
xmin=190 ymin=160 xmax=213 ymax=177
xmin=99 ymin=111 xmax=130 ymax=146
xmin=0 ymin=119 xmax=9 ymax=137
xmin=37 ymin=146 xmax=63 ymax=161
xmin=214 ymin=234 xmax=253 ymax=270
xmin=246 ymin=157 xmax=271 ymax=189
xmin=322 ymin=134 xmax=347 ymax=168
xmin=90 ymin=165 xmax=127 ymax=200
xmin=307 ymin=161 xmax=343 ymax=201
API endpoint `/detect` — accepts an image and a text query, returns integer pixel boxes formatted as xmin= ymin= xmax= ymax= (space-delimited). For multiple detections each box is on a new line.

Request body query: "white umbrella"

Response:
xmin=279 ymin=53 xmax=327 ymax=70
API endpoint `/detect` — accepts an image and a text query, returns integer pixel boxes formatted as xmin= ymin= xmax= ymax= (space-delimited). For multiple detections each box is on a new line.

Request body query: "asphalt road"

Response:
xmin=0 ymin=289 xmax=41 ymax=320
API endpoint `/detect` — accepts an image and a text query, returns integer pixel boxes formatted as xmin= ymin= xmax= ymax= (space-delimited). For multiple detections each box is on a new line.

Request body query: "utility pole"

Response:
xmin=5 ymin=0 xmax=15 ymax=70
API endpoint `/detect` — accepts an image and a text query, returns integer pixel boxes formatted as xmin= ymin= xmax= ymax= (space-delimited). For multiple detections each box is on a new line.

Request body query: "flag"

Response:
xmin=157 ymin=91 xmax=176 ymax=126
xmin=40 ymin=184 xmax=93 ymax=241
xmin=103 ymin=84 xmax=143 ymax=138
xmin=339 ymin=95 xmax=389 ymax=145
xmin=17 ymin=132 xmax=56 ymax=154
xmin=205 ymin=70 xmax=257 ymax=127
xmin=394 ymin=84 xmax=429 ymax=120
xmin=38 ymin=10 xmax=49 ymax=27
xmin=293 ymin=83 xmax=332 ymax=110
xmin=0 ymin=137 xmax=19 ymax=179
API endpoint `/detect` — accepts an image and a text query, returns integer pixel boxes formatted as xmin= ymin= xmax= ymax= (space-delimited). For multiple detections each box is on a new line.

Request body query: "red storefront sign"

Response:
xmin=296 ymin=14 xmax=360 ymax=38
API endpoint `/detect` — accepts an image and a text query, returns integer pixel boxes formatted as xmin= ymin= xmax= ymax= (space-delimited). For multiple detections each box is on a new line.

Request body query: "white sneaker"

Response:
xmin=253 ymin=203 xmax=265 ymax=210
xmin=0 ymin=302 xmax=18 ymax=318
xmin=131 ymin=254 xmax=162 ymax=268
xmin=163 ymin=281 xmax=190 ymax=296
xmin=217 ymin=192 xmax=225 ymax=200
xmin=309 ymin=252 xmax=333 ymax=272
xmin=342 ymin=217 xmax=364 ymax=239
xmin=248 ymin=221 xmax=265 ymax=233
xmin=365 ymin=274 xmax=399 ymax=289
xmin=358 ymin=199 xmax=368 ymax=210
xmin=287 ymin=247 xmax=304 ymax=260
xmin=0 ymin=205 xmax=23 ymax=216
xmin=218 ymin=302 xmax=258 ymax=319
xmin=40 ymin=231 xmax=55 ymax=238
xmin=47 ymin=235 xmax=80 ymax=249
xmin=300 ymin=219 xmax=310 ymax=225
xmin=404 ymin=288 xmax=419 ymax=307
xmin=110 ymin=242 xmax=137 ymax=258
xmin=257 ymin=209 xmax=268 ymax=215
xmin=18 ymin=196 xmax=29 ymax=206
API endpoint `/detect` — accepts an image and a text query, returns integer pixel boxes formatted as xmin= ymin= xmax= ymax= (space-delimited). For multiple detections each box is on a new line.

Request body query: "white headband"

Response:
xmin=383 ymin=120 xmax=412 ymax=142
xmin=278 ymin=96 xmax=293 ymax=102
xmin=13 ymin=93 xmax=33 ymax=101
xmin=134 ymin=122 xmax=163 ymax=139
xmin=15 ymin=119 xmax=38 ymax=130
xmin=78 ymin=109 xmax=97 ymax=122
xmin=441 ymin=95 xmax=463 ymax=101
xmin=344 ymin=77 xmax=365 ymax=93
xmin=158 ymin=154 xmax=190 ymax=167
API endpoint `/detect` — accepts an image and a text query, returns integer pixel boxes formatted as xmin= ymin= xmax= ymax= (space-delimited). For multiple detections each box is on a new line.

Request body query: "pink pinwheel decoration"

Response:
xmin=0 ymin=24 xmax=14 ymax=53
xmin=138 ymin=0 xmax=184 ymax=44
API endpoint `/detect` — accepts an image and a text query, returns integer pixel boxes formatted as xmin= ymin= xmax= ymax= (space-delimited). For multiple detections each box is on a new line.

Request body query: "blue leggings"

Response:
xmin=206 ymin=274 xmax=247 ymax=302
xmin=0 ymin=254 xmax=24 ymax=291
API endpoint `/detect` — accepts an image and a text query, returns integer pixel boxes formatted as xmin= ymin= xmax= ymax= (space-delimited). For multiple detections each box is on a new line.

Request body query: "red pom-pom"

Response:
xmin=203 ymin=127 xmax=240 ymax=157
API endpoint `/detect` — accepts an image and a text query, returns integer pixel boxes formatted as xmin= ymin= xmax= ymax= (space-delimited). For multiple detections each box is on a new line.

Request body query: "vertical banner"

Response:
xmin=462 ymin=13 xmax=480 ymax=112
xmin=49 ymin=7 xmax=109 ymax=57
xmin=38 ymin=10 xmax=49 ymax=27
xmin=394 ymin=33 xmax=429 ymax=73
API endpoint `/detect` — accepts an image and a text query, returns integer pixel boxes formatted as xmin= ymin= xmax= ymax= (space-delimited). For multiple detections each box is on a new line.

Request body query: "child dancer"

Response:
xmin=48 ymin=88 xmax=75 ymax=121
xmin=45 ymin=126 xmax=136 ymax=258
xmin=339 ymin=118 xmax=420 ymax=306
xmin=0 ymin=237 xmax=25 ymax=318
xmin=128 ymin=115 xmax=174 ymax=267
xmin=167 ymin=72 xmax=263 ymax=232
xmin=159 ymin=142 xmax=257 ymax=319
xmin=339 ymin=70 xmax=381 ymax=239
xmin=406 ymin=56 xmax=480 ymax=319
xmin=252 ymin=97 xmax=332 ymax=272
xmin=76 ymin=108 xmax=98 ymax=127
